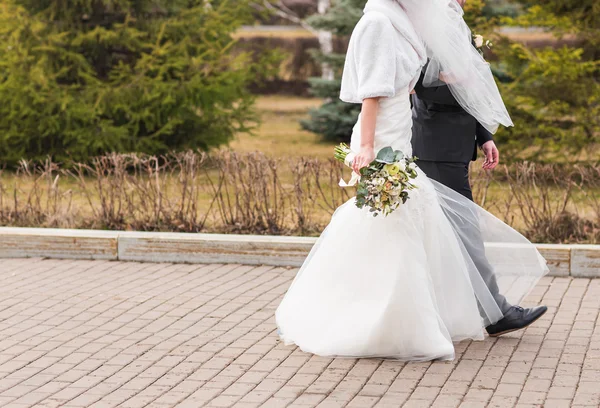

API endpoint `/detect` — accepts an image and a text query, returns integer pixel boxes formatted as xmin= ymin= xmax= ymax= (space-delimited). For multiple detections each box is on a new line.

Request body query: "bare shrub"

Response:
xmin=470 ymin=164 xmax=496 ymax=210
xmin=67 ymin=152 xmax=215 ymax=232
xmin=68 ymin=154 xmax=130 ymax=230
xmin=574 ymin=163 xmax=600 ymax=243
xmin=207 ymin=151 xmax=290 ymax=234
xmin=1 ymin=152 xmax=599 ymax=243
xmin=164 ymin=151 xmax=212 ymax=232
xmin=0 ymin=159 xmax=75 ymax=228
xmin=503 ymin=163 xmax=588 ymax=243
xmin=289 ymin=158 xmax=318 ymax=235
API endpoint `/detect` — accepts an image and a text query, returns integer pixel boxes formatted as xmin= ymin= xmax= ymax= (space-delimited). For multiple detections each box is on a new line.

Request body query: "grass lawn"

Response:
xmin=229 ymin=95 xmax=334 ymax=159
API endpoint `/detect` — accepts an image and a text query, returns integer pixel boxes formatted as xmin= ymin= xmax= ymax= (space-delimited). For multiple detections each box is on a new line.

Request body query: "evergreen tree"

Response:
xmin=300 ymin=0 xmax=365 ymax=142
xmin=491 ymin=1 xmax=599 ymax=161
xmin=0 ymin=0 xmax=278 ymax=165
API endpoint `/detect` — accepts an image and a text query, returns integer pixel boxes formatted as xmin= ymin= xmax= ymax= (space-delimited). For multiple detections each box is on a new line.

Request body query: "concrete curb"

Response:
xmin=0 ymin=228 xmax=118 ymax=260
xmin=117 ymin=231 xmax=315 ymax=267
xmin=0 ymin=227 xmax=598 ymax=277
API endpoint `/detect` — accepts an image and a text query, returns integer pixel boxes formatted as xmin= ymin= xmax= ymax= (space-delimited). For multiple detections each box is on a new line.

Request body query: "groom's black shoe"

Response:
xmin=486 ymin=305 xmax=548 ymax=337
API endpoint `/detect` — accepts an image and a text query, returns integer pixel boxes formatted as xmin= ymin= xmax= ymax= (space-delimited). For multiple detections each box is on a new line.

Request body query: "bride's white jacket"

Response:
xmin=340 ymin=0 xmax=427 ymax=104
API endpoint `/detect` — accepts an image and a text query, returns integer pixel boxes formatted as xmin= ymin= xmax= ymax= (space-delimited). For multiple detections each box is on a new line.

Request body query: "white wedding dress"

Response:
xmin=276 ymin=92 xmax=547 ymax=361
xmin=275 ymin=0 xmax=548 ymax=361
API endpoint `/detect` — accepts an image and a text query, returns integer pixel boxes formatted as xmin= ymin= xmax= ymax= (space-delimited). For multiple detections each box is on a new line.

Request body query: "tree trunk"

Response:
xmin=317 ymin=0 xmax=334 ymax=81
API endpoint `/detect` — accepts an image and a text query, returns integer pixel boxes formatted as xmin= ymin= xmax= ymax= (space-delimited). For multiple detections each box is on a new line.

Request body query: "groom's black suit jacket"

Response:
xmin=411 ymin=73 xmax=493 ymax=163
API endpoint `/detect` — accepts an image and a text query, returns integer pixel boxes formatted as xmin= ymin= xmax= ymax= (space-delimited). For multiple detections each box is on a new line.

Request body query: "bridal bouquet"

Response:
xmin=334 ymin=144 xmax=418 ymax=217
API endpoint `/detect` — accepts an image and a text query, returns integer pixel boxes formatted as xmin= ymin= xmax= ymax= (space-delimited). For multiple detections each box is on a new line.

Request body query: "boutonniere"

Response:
xmin=473 ymin=34 xmax=493 ymax=56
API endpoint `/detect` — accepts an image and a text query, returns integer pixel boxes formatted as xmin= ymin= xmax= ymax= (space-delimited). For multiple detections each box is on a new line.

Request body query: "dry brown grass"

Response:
xmin=236 ymin=26 xmax=577 ymax=45
xmin=229 ymin=96 xmax=332 ymax=159
xmin=234 ymin=28 xmax=315 ymax=40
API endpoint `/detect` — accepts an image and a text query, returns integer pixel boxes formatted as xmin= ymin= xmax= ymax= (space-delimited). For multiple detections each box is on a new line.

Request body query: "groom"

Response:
xmin=410 ymin=0 xmax=546 ymax=337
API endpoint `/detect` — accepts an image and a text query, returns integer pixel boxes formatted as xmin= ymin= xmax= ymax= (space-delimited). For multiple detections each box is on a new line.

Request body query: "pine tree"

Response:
xmin=300 ymin=0 xmax=366 ymax=142
xmin=491 ymin=1 xmax=599 ymax=160
xmin=0 ymin=0 xmax=278 ymax=166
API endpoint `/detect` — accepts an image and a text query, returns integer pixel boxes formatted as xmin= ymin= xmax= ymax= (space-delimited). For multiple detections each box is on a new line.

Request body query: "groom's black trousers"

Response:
xmin=417 ymin=160 xmax=512 ymax=316
xmin=416 ymin=161 xmax=474 ymax=201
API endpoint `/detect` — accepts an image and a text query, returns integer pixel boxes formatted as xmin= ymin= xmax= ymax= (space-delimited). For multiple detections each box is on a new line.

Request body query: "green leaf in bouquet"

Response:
xmin=372 ymin=162 xmax=385 ymax=171
xmin=361 ymin=166 xmax=377 ymax=177
xmin=400 ymin=191 xmax=409 ymax=204
xmin=393 ymin=150 xmax=405 ymax=161
xmin=375 ymin=147 xmax=396 ymax=164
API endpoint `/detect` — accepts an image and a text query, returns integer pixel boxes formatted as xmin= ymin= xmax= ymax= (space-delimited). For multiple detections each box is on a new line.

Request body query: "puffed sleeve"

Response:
xmin=340 ymin=12 xmax=397 ymax=103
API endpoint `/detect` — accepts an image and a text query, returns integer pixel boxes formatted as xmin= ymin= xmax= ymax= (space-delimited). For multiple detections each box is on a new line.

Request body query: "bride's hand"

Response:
xmin=352 ymin=146 xmax=375 ymax=174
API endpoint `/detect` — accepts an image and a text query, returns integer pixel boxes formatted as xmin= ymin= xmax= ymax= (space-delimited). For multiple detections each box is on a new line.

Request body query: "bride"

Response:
xmin=275 ymin=0 xmax=548 ymax=361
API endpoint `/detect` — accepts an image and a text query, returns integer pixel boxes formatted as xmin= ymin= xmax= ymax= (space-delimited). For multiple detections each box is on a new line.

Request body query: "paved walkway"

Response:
xmin=0 ymin=259 xmax=598 ymax=408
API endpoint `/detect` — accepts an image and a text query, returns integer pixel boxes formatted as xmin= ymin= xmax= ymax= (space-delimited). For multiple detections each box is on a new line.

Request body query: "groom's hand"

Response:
xmin=482 ymin=141 xmax=499 ymax=170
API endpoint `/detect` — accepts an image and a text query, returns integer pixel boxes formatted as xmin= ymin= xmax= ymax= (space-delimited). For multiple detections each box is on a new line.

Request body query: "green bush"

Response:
xmin=492 ymin=1 xmax=600 ymax=161
xmin=0 ymin=0 xmax=279 ymax=166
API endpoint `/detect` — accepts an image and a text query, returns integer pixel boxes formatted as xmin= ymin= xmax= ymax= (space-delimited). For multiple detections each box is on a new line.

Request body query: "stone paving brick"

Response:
xmin=0 ymin=259 xmax=598 ymax=407
xmin=543 ymin=399 xmax=573 ymax=408
xmin=487 ymin=395 xmax=518 ymax=408
xmin=430 ymin=394 xmax=461 ymax=408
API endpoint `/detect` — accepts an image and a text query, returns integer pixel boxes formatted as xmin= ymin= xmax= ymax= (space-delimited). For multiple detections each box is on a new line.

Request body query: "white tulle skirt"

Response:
xmin=275 ymin=169 xmax=548 ymax=361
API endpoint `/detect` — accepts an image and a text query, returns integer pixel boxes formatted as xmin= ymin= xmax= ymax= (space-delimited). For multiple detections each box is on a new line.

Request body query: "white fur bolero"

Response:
xmin=340 ymin=4 xmax=427 ymax=104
